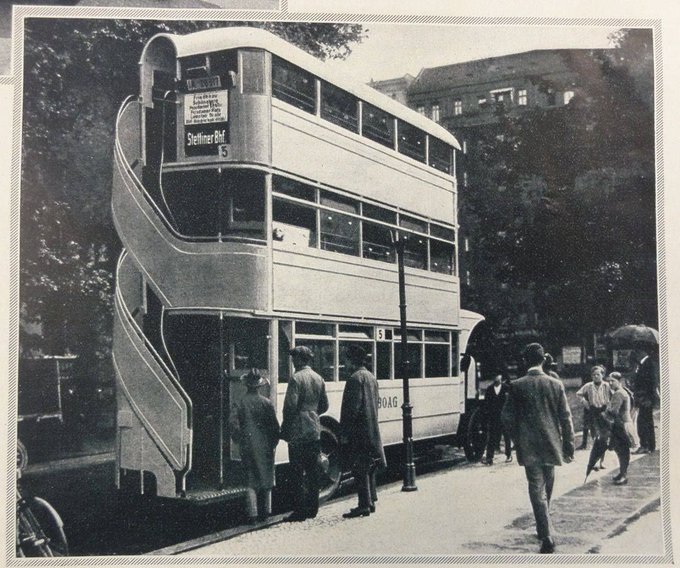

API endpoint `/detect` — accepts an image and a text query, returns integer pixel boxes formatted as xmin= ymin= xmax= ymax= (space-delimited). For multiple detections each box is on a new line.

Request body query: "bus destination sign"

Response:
xmin=186 ymin=75 xmax=222 ymax=92
xmin=184 ymin=90 xmax=229 ymax=157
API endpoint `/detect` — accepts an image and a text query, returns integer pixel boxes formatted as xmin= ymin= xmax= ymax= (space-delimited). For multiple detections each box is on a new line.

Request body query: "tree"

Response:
xmin=20 ymin=19 xmax=365 ymax=369
xmin=459 ymin=32 xmax=656 ymax=356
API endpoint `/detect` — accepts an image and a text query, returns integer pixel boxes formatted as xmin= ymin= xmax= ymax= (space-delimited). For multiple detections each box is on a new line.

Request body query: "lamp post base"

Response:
xmin=402 ymin=438 xmax=417 ymax=491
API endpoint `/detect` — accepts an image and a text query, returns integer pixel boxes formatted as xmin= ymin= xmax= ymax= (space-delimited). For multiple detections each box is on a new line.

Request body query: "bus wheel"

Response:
xmin=17 ymin=439 xmax=28 ymax=474
xmin=463 ymin=408 xmax=487 ymax=462
xmin=318 ymin=425 xmax=342 ymax=502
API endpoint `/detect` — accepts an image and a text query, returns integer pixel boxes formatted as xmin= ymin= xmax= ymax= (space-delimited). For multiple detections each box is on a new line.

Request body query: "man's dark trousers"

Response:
xmin=637 ymin=406 xmax=655 ymax=451
xmin=351 ymin=454 xmax=374 ymax=510
xmin=486 ymin=418 xmax=511 ymax=461
xmin=288 ymin=440 xmax=321 ymax=518
xmin=524 ymin=465 xmax=555 ymax=540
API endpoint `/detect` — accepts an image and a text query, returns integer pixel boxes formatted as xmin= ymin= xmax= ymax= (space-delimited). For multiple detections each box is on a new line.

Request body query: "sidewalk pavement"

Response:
xmin=182 ymin=450 xmax=662 ymax=557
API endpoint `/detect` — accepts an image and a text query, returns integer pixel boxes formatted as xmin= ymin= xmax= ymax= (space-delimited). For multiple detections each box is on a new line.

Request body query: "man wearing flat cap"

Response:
xmin=502 ymin=342 xmax=574 ymax=554
xmin=281 ymin=346 xmax=329 ymax=521
xmin=340 ymin=344 xmax=386 ymax=518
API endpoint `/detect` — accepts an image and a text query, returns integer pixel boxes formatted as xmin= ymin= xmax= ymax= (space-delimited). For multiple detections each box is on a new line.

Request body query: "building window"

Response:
xmin=416 ymin=106 xmax=425 ymax=115
xmin=431 ymin=104 xmax=440 ymax=122
xmin=563 ymin=90 xmax=575 ymax=105
xmin=547 ymin=89 xmax=556 ymax=106
xmin=491 ymin=88 xmax=513 ymax=103
xmin=454 ymin=99 xmax=462 ymax=116
xmin=518 ymin=89 xmax=527 ymax=106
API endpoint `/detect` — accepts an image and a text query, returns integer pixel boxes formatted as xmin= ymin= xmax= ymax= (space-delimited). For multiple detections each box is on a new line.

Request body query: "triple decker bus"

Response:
xmin=112 ymin=27 xmax=485 ymax=505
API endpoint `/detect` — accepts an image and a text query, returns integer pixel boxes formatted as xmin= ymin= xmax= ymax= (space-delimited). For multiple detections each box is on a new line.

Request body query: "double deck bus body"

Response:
xmin=112 ymin=27 xmax=484 ymax=502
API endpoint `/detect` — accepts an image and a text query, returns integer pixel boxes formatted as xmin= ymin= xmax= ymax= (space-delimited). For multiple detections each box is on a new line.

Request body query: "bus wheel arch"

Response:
xmin=318 ymin=418 xmax=343 ymax=502
xmin=463 ymin=407 xmax=487 ymax=462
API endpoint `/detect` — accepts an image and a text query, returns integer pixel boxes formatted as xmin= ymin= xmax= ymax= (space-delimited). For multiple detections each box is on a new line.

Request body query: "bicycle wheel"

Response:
xmin=26 ymin=497 xmax=68 ymax=556
xmin=16 ymin=440 xmax=28 ymax=474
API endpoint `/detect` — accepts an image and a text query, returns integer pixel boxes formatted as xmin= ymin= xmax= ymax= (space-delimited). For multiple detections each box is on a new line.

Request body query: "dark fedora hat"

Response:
xmin=289 ymin=345 xmax=314 ymax=361
xmin=345 ymin=344 xmax=367 ymax=364
xmin=241 ymin=368 xmax=268 ymax=388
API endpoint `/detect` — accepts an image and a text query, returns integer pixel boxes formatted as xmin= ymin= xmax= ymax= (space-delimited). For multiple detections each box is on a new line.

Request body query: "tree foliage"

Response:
xmin=460 ymin=29 xmax=656 ymax=354
xmin=20 ymin=19 xmax=365 ymax=365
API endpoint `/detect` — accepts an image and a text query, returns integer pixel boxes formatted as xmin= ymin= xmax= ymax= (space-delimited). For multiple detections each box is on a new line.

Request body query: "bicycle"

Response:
xmin=16 ymin=439 xmax=69 ymax=557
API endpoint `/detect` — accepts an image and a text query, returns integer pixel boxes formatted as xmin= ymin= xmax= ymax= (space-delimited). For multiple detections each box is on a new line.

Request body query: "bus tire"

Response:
xmin=318 ymin=424 xmax=342 ymax=503
xmin=463 ymin=408 xmax=487 ymax=462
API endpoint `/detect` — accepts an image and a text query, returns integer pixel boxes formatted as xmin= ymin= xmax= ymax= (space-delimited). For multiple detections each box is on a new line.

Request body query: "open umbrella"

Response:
xmin=606 ymin=324 xmax=659 ymax=348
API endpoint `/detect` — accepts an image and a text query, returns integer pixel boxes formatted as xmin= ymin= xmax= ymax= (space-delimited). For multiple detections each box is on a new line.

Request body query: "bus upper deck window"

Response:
xmin=429 ymin=137 xmax=453 ymax=174
xmin=320 ymin=81 xmax=359 ymax=133
xmin=397 ymin=121 xmax=426 ymax=163
xmin=430 ymin=239 xmax=455 ymax=275
xmin=272 ymin=56 xmax=316 ymax=114
xmin=362 ymin=103 xmax=395 ymax=149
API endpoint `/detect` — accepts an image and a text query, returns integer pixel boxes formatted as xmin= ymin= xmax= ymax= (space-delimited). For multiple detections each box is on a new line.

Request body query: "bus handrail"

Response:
xmin=114 ymin=98 xmax=266 ymax=247
xmin=114 ymin=250 xmax=193 ymax=431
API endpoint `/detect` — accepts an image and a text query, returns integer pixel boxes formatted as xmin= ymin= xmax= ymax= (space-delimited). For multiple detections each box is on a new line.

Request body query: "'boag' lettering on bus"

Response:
xmin=378 ymin=396 xmax=399 ymax=409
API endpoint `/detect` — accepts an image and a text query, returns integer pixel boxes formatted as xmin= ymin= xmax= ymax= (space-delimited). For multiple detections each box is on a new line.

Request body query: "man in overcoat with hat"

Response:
xmin=229 ymin=369 xmax=280 ymax=523
xmin=502 ymin=343 xmax=575 ymax=554
xmin=281 ymin=345 xmax=329 ymax=521
xmin=340 ymin=344 xmax=386 ymax=518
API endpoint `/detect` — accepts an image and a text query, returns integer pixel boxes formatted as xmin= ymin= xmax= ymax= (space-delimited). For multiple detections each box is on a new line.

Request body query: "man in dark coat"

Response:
xmin=281 ymin=346 xmax=329 ymax=521
xmin=229 ymin=369 xmax=280 ymax=523
xmin=632 ymin=346 xmax=660 ymax=453
xmin=340 ymin=344 xmax=386 ymax=518
xmin=502 ymin=343 xmax=575 ymax=554
xmin=483 ymin=370 xmax=512 ymax=465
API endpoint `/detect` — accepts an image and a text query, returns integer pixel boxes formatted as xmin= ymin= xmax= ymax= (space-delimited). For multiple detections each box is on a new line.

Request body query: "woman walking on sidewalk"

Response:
xmin=604 ymin=372 xmax=636 ymax=485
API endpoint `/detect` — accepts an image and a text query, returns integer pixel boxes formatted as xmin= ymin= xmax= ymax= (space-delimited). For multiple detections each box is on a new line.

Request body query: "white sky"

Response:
xmin=323 ymin=24 xmax=622 ymax=84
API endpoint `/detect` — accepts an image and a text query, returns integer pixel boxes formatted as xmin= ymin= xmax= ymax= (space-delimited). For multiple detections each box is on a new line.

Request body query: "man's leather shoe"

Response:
xmin=369 ymin=504 xmax=376 ymax=513
xmin=577 ymin=444 xmax=587 ymax=450
xmin=505 ymin=455 xmax=513 ymax=463
xmin=343 ymin=507 xmax=370 ymax=518
xmin=634 ymin=447 xmax=650 ymax=454
xmin=613 ymin=476 xmax=628 ymax=485
xmin=540 ymin=537 xmax=555 ymax=554
xmin=284 ymin=513 xmax=307 ymax=522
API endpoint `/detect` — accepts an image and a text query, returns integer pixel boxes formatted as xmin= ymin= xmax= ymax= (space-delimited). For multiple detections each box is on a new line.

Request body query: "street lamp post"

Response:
xmin=393 ymin=230 xmax=417 ymax=492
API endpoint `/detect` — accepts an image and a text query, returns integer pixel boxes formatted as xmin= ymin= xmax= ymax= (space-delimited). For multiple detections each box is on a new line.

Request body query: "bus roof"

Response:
xmin=142 ymin=27 xmax=461 ymax=150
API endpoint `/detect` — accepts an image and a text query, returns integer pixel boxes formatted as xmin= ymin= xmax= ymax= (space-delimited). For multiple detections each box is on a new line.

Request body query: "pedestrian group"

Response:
xmin=229 ymin=339 xmax=658 ymax=554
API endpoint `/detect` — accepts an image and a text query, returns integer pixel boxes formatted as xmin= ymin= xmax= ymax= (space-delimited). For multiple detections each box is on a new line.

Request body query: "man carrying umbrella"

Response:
xmin=631 ymin=345 xmax=660 ymax=454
